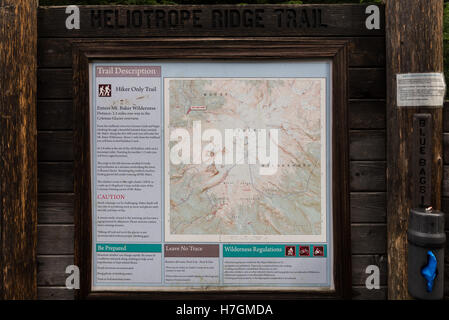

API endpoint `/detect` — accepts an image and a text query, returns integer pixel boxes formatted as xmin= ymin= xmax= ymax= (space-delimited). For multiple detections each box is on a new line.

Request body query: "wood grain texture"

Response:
xmin=442 ymin=197 xmax=449 ymax=230
xmin=37 ymin=256 xmax=73 ymax=286
xmin=37 ymin=100 xmax=73 ymax=130
xmin=444 ymin=101 xmax=449 ymax=132
xmin=386 ymin=0 xmax=444 ymax=300
xmin=0 ymin=0 xmax=38 ymax=299
xmin=38 ymin=131 xmax=73 ymax=161
xmin=349 ymin=68 xmax=386 ymax=99
xmin=349 ymin=130 xmax=385 ymax=161
xmin=351 ymin=224 xmax=387 ymax=254
xmin=443 ymin=101 xmax=448 ymax=235
xmin=350 ymin=192 xmax=386 ymax=223
xmin=444 ymin=133 xmax=449 ymax=164
xmin=445 ymin=233 xmax=449 ymax=298
xmin=38 ymin=287 xmax=74 ymax=300
xmin=37 ymin=69 xmax=72 ymax=99
xmin=348 ymin=100 xmax=386 ymax=129
xmin=37 ymin=225 xmax=74 ymax=255
xmin=443 ymin=166 xmax=449 ymax=197
xmin=350 ymin=161 xmax=386 ymax=191
xmin=38 ymin=37 xmax=385 ymax=68
xmin=352 ymin=286 xmax=387 ymax=300
xmin=38 ymin=4 xmax=384 ymax=38
xmin=38 ymin=194 xmax=74 ymax=224
xmin=38 ymin=162 xmax=73 ymax=193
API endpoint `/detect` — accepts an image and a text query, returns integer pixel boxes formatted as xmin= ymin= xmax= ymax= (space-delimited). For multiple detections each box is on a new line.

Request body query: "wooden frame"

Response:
xmin=72 ymin=38 xmax=351 ymax=300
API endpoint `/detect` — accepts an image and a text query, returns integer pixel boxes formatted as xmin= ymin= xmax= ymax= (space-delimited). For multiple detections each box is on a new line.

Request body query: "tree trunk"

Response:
xmin=386 ymin=0 xmax=444 ymax=300
xmin=0 ymin=0 xmax=38 ymax=300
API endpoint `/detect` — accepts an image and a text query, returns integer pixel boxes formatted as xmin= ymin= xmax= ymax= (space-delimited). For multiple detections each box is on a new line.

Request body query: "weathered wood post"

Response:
xmin=0 ymin=0 xmax=38 ymax=299
xmin=386 ymin=0 xmax=444 ymax=299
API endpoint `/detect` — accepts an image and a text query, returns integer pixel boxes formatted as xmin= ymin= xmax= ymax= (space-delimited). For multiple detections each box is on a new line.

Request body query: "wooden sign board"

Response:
xmin=413 ymin=114 xmax=432 ymax=208
xmin=73 ymin=38 xmax=350 ymax=300
xmin=63 ymin=4 xmax=367 ymax=299
xmin=38 ymin=4 xmax=384 ymax=37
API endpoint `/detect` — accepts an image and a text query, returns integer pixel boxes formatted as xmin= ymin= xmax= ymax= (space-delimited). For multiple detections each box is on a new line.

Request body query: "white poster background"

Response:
xmin=397 ymin=73 xmax=446 ymax=107
xmin=90 ymin=61 xmax=334 ymax=292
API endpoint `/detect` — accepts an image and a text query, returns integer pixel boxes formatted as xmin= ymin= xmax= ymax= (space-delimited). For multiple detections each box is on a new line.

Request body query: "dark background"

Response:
xmin=37 ymin=0 xmax=449 ymax=93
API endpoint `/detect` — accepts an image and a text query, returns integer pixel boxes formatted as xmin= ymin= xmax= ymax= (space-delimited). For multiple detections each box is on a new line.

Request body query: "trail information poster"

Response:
xmin=90 ymin=62 xmax=333 ymax=291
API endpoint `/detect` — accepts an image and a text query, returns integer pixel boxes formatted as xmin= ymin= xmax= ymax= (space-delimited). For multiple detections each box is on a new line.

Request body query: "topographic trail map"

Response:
xmin=165 ymin=78 xmax=327 ymax=243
